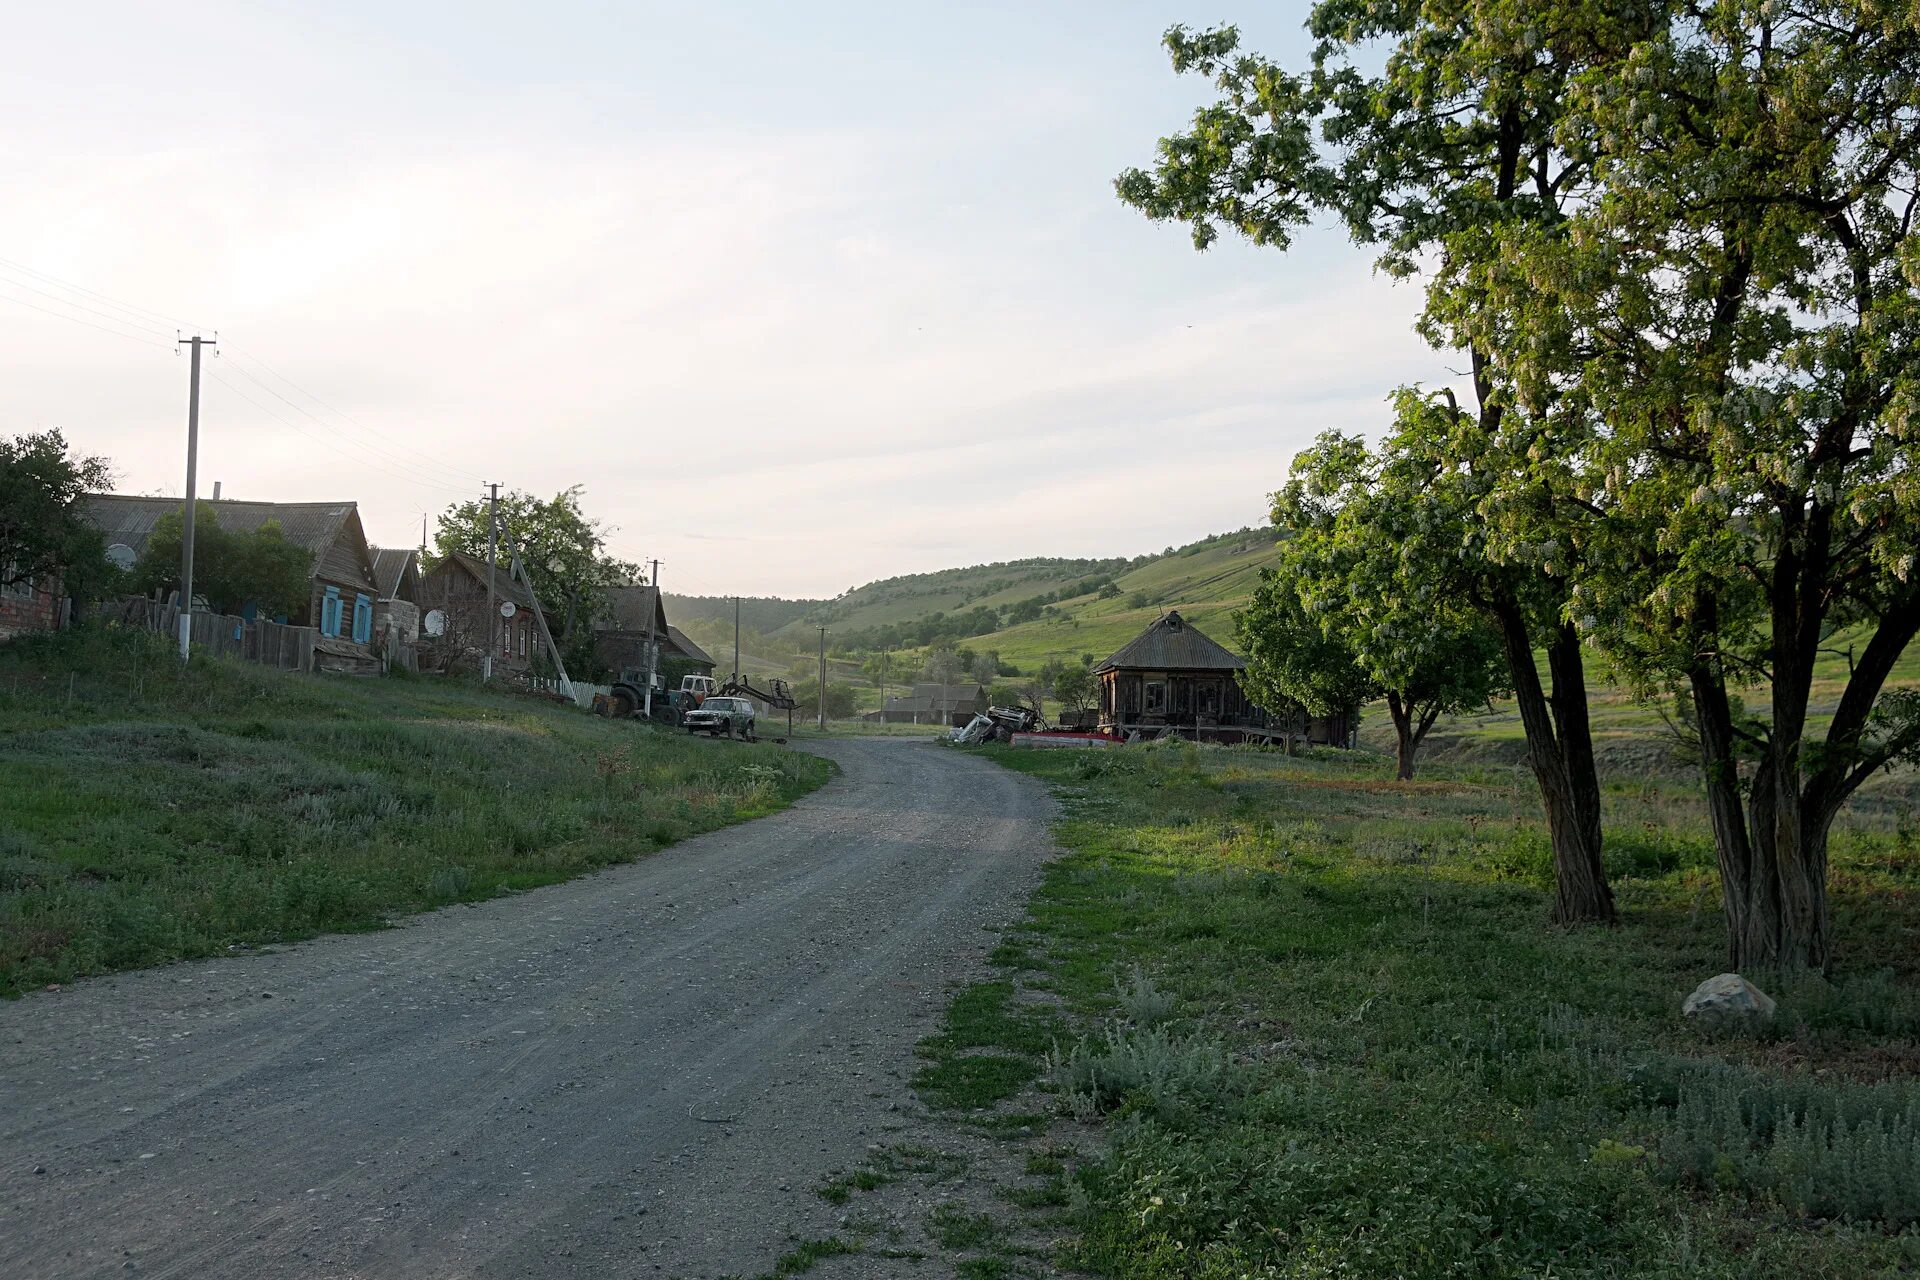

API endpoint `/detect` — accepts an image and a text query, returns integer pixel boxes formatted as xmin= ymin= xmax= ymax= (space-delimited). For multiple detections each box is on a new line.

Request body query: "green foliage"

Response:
xmin=788 ymin=677 xmax=855 ymax=720
xmin=435 ymin=486 xmax=638 ymax=658
xmin=1053 ymin=663 xmax=1095 ymax=714
xmin=965 ymin=739 xmax=1920 ymax=1274
xmin=132 ymin=503 xmax=312 ymax=618
xmin=0 ymin=628 xmax=830 ymax=995
xmin=0 ymin=429 xmax=112 ymax=600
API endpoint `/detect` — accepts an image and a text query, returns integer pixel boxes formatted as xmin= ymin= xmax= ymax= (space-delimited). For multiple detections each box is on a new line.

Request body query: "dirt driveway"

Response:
xmin=0 ymin=736 xmax=1054 ymax=1278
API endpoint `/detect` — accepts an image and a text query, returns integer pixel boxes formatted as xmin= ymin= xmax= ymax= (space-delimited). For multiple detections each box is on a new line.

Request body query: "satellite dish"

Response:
xmin=423 ymin=609 xmax=446 ymax=637
xmin=499 ymin=601 xmax=517 ymax=619
xmin=105 ymin=543 xmax=136 ymax=571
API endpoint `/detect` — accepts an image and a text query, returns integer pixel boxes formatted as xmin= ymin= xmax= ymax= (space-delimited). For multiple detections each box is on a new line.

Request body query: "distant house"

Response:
xmin=80 ymin=494 xmax=381 ymax=645
xmin=882 ymin=682 xmax=987 ymax=727
xmin=419 ymin=551 xmax=542 ymax=675
xmin=1094 ymin=609 xmax=1352 ymax=746
xmin=369 ymin=546 xmax=422 ymax=646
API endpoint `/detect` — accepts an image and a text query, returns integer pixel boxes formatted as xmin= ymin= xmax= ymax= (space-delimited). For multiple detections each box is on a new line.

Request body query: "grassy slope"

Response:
xmin=0 ymin=629 xmax=832 ymax=997
xmin=891 ymin=740 xmax=1920 ymax=1277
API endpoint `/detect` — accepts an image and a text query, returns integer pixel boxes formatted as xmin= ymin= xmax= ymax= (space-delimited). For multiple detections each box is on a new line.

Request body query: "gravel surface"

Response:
xmin=0 ymin=736 xmax=1055 ymax=1279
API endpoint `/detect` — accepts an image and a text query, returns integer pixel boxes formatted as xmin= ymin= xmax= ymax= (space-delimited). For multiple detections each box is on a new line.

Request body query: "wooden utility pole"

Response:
xmin=643 ymin=558 xmax=660 ymax=717
xmin=733 ymin=597 xmax=741 ymax=682
xmin=176 ymin=335 xmax=214 ymax=661
xmin=483 ymin=482 xmax=499 ymax=681
xmin=817 ymin=625 xmax=827 ymax=730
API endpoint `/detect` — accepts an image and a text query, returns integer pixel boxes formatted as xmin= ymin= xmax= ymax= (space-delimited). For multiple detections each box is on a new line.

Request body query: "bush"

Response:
xmin=1047 ymin=1023 xmax=1239 ymax=1120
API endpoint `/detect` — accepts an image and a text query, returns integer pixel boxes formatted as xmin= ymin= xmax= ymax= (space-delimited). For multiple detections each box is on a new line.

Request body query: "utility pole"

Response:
xmin=642 ymin=558 xmax=660 ymax=717
xmin=878 ymin=650 xmax=888 ymax=722
xmin=817 ymin=625 xmax=827 ymax=730
xmin=733 ymin=597 xmax=741 ymax=682
xmin=484 ymin=483 xmax=499 ymax=681
xmin=176 ymin=335 xmax=214 ymax=661
xmin=420 ymin=512 xmax=428 ymax=556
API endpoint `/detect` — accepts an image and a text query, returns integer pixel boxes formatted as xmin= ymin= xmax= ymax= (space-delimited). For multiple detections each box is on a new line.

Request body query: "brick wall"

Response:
xmin=0 ymin=582 xmax=60 ymax=640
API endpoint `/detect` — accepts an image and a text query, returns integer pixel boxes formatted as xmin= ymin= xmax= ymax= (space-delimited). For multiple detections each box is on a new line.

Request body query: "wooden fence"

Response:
xmin=100 ymin=597 xmax=317 ymax=673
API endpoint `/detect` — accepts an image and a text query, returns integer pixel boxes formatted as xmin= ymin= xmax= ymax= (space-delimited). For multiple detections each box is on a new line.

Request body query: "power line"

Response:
xmin=217 ymin=353 xmax=488 ymax=492
xmin=0 ymin=254 xmax=209 ymax=334
xmin=220 ymin=344 xmax=491 ymax=486
xmin=0 ymin=286 xmax=175 ymax=350
xmin=204 ymin=369 xmax=475 ymax=499
xmin=0 ymin=268 xmax=178 ymax=339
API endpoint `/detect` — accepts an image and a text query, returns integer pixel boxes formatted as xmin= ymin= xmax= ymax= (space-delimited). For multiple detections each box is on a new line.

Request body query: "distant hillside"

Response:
xmin=662 ymin=594 xmax=820 ymax=636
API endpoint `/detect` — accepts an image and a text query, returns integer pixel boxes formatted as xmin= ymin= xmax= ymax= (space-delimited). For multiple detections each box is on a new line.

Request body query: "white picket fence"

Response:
xmin=530 ymin=676 xmax=608 ymax=710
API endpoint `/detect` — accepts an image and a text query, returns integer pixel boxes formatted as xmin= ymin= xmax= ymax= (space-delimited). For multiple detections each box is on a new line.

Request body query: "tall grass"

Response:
xmin=0 ymin=629 xmax=831 ymax=995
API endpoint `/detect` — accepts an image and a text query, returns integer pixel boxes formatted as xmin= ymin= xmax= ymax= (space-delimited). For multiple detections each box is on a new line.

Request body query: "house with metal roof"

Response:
xmin=880 ymin=683 xmax=988 ymax=726
xmin=80 ymin=493 xmax=381 ymax=645
xmin=1094 ymin=610 xmax=1352 ymax=746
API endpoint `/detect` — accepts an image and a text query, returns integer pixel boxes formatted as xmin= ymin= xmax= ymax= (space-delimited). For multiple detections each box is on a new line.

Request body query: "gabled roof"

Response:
xmin=424 ymin=550 xmax=537 ymax=608
xmin=664 ymin=625 xmax=714 ymax=667
xmin=81 ymin=493 xmax=357 ymax=561
xmin=601 ymin=584 xmax=670 ymax=635
xmin=369 ymin=547 xmax=419 ymax=600
xmin=1093 ymin=611 xmax=1245 ymax=674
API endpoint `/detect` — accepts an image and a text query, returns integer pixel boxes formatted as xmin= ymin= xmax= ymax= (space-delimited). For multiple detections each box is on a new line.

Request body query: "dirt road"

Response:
xmin=0 ymin=737 xmax=1053 ymax=1278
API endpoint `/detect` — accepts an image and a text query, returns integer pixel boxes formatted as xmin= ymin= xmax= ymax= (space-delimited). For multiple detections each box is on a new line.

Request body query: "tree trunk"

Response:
xmin=1492 ymin=598 xmax=1614 ymax=923
xmin=1386 ymin=692 xmax=1415 ymax=780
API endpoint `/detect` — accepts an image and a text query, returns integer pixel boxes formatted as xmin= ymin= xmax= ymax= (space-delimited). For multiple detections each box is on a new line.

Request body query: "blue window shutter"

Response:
xmin=322 ymin=586 xmax=342 ymax=637
xmin=352 ymin=594 xmax=372 ymax=644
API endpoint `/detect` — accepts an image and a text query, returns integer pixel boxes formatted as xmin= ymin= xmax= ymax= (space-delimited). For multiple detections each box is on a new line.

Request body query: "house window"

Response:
xmin=351 ymin=594 xmax=373 ymax=644
xmin=1144 ymin=680 xmax=1167 ymax=715
xmin=0 ymin=572 xmax=34 ymax=601
xmin=517 ymin=621 xmax=528 ymax=658
xmin=321 ymin=586 xmax=344 ymax=637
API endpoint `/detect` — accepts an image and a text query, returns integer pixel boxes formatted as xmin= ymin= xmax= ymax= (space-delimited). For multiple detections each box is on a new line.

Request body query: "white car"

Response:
xmin=683 ymin=696 xmax=755 ymax=740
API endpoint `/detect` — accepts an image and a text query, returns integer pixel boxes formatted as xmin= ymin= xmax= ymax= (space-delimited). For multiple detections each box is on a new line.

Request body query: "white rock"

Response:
xmin=1681 ymin=973 xmax=1777 ymax=1022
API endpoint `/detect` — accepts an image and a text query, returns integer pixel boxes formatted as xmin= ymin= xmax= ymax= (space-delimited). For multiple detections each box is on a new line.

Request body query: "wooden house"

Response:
xmin=592 ymin=585 xmax=719 ymax=684
xmin=80 ymin=494 xmax=381 ymax=646
xmin=1094 ymin=610 xmax=1353 ymax=746
xmin=881 ymin=683 xmax=988 ymax=726
xmin=419 ymin=551 xmax=543 ymax=675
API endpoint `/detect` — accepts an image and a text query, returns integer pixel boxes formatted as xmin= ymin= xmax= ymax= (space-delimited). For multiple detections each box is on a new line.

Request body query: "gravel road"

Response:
xmin=0 ymin=736 xmax=1054 ymax=1279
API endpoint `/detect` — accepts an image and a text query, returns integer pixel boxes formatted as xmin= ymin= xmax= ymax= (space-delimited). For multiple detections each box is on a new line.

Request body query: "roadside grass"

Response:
xmin=964 ymin=737 xmax=1920 ymax=1277
xmin=0 ymin=628 xmax=832 ymax=996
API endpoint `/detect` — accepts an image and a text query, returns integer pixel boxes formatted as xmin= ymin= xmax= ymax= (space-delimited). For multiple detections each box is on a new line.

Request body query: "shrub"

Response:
xmin=1047 ymin=1023 xmax=1239 ymax=1120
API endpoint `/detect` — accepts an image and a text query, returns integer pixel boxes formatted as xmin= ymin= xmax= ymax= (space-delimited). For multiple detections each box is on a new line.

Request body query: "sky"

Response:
xmin=0 ymin=1 xmax=1458 ymax=599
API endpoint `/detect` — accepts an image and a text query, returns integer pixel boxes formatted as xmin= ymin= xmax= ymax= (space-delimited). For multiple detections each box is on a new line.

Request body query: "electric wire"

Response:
xmin=0 ymin=287 xmax=175 ymax=349
xmin=205 ymin=369 xmax=477 ymax=500
xmin=0 ymin=267 xmax=179 ymax=339
xmin=218 ymin=347 xmax=491 ymax=489
xmin=0 ymin=253 xmax=210 ymax=334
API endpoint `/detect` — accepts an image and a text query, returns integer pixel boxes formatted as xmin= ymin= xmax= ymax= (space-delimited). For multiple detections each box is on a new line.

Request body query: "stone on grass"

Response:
xmin=1681 ymin=973 xmax=1777 ymax=1023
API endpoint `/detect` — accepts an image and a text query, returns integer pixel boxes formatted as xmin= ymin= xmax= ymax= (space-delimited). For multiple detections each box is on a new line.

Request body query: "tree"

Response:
xmin=1246 ymin=461 xmax=1510 ymax=782
xmin=0 ymin=430 xmax=110 ymax=601
xmin=920 ymin=645 xmax=966 ymax=684
xmin=791 ymin=678 xmax=856 ymax=720
xmin=1053 ymin=663 xmax=1097 ymax=715
xmin=1116 ymin=7 xmax=1622 ymax=920
xmin=1458 ymin=2 xmax=1920 ymax=970
xmin=435 ymin=487 xmax=639 ymax=674
xmin=133 ymin=504 xmax=311 ymax=619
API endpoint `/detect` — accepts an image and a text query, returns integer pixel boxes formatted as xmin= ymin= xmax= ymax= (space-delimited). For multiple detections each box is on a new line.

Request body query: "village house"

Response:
xmin=1094 ymin=609 xmax=1354 ymax=746
xmin=593 ymin=584 xmax=718 ymax=686
xmin=80 ymin=494 xmax=381 ymax=645
xmin=419 ymin=551 xmax=544 ymax=676
xmin=881 ymin=683 xmax=988 ymax=726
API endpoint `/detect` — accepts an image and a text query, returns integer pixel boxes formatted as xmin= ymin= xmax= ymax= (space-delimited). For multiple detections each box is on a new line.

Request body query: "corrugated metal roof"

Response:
xmin=369 ymin=547 xmax=417 ymax=600
xmin=81 ymin=493 xmax=354 ymax=559
xmin=1093 ymin=611 xmax=1245 ymax=674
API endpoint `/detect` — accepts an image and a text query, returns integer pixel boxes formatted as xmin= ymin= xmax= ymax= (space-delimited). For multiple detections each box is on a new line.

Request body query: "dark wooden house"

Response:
xmin=81 ymin=493 xmax=381 ymax=645
xmin=1094 ymin=610 xmax=1353 ymax=746
xmin=419 ymin=551 xmax=541 ymax=675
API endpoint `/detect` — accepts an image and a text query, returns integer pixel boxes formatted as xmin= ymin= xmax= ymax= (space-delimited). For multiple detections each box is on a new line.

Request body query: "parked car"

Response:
xmin=684 ymin=695 xmax=755 ymax=740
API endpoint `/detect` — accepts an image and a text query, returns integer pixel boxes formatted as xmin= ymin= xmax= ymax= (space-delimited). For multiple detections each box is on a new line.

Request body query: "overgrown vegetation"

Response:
xmin=964 ymin=738 xmax=1920 ymax=1276
xmin=0 ymin=628 xmax=831 ymax=996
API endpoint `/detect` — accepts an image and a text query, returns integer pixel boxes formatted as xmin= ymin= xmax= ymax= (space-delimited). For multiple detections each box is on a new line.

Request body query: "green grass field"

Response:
xmin=0 ymin=628 xmax=832 ymax=997
xmin=893 ymin=738 xmax=1920 ymax=1277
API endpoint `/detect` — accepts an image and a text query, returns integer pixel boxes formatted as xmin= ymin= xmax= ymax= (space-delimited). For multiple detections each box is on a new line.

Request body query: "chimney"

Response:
xmin=212 ymin=481 xmax=222 ymax=500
